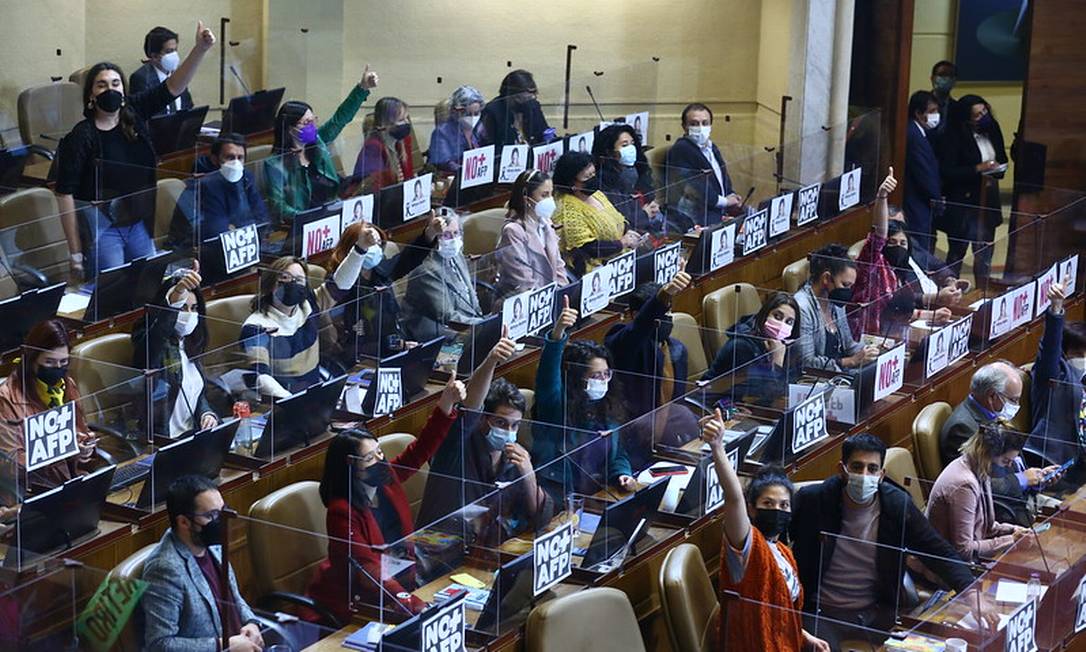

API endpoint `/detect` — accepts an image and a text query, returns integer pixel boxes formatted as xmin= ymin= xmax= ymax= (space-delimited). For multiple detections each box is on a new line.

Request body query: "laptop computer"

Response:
xmin=579 ymin=477 xmax=669 ymax=569
xmin=674 ymin=430 xmax=756 ymax=516
xmin=473 ymin=551 xmax=536 ymax=633
xmin=684 ymin=221 xmax=730 ymax=277
xmin=220 ymin=88 xmax=285 ymax=136
xmin=252 ymin=375 xmax=349 ymax=458
xmin=359 ymin=337 xmax=444 ymax=416
xmin=148 ymin=105 xmax=209 ymax=156
xmin=379 ymin=594 xmax=467 ymax=652
xmin=0 ymin=282 xmax=65 ymax=353
xmin=455 ymin=314 xmax=502 ymax=376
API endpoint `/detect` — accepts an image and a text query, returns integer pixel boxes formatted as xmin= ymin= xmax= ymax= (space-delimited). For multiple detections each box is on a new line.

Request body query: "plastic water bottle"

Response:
xmin=1026 ymin=572 xmax=1042 ymax=603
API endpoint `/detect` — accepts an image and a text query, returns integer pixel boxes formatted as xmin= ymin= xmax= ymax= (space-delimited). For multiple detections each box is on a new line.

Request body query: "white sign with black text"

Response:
xmin=502 ymin=289 xmax=532 ymax=341
xmin=527 ymin=283 xmax=556 ymax=336
xmin=653 ymin=243 xmax=682 ymax=286
xmin=874 ymin=343 xmax=906 ymax=403
xmin=1004 ymin=598 xmax=1037 ymax=652
xmin=949 ymin=314 xmax=973 ymax=365
xmin=571 ymin=130 xmax=595 ymax=154
xmin=925 ymin=327 xmax=950 ymax=379
xmin=709 ymin=223 xmax=736 ymax=272
xmin=302 ymin=213 xmax=340 ymax=258
xmin=1035 ymin=263 xmax=1059 ymax=317
xmin=704 ymin=459 xmax=724 ymax=514
xmin=581 ymin=266 xmax=612 ymax=316
xmin=531 ymin=141 xmax=564 ymax=175
xmin=341 ymin=194 xmax=374 ymax=230
xmin=768 ymin=192 xmax=794 ymax=238
xmin=1074 ymin=574 xmax=1086 ymax=634
xmin=791 ymin=392 xmax=828 ymax=455
xmin=625 ymin=111 xmax=649 ymax=145
xmin=606 ymin=250 xmax=636 ymax=299
xmin=533 ymin=523 xmax=573 ymax=596
xmin=25 ymin=402 xmax=78 ymax=472
xmin=372 ymin=368 xmax=403 ymax=417
xmin=989 ymin=290 xmax=1015 ymax=340
xmin=796 ymin=182 xmax=821 ymax=226
xmin=421 ymin=595 xmax=466 ymax=652
xmin=1062 ymin=254 xmax=1079 ymax=295
xmin=498 ymin=145 xmax=529 ymax=183
xmin=838 ymin=168 xmax=861 ymax=211
xmin=742 ymin=209 xmax=768 ymax=256
xmin=402 ymin=173 xmax=433 ymax=221
xmin=460 ymin=144 xmax=495 ymax=190
xmin=220 ymin=224 xmax=260 ymax=274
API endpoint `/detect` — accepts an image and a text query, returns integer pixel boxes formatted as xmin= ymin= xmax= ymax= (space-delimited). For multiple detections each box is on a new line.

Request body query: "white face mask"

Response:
xmin=998 ymin=396 xmax=1021 ymax=422
xmin=687 ymin=125 xmax=711 ymax=147
xmin=846 ymin=472 xmax=880 ymax=504
xmin=1069 ymin=356 xmax=1086 ymax=383
xmin=459 ymin=114 xmax=480 ymax=131
xmin=925 ymin=113 xmax=941 ymax=130
xmin=219 ymin=159 xmax=244 ymax=183
xmin=159 ymin=51 xmax=180 ymax=73
xmin=532 ymin=196 xmax=556 ymax=221
xmin=618 ymin=144 xmax=637 ymax=167
xmin=438 ymin=236 xmax=463 ymax=259
xmin=175 ymin=310 xmax=198 ymax=338
xmin=585 ymin=378 xmax=609 ymax=401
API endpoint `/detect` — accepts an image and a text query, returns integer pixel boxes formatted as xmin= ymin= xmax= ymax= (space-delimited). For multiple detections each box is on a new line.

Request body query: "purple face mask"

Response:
xmin=297 ymin=122 xmax=319 ymax=145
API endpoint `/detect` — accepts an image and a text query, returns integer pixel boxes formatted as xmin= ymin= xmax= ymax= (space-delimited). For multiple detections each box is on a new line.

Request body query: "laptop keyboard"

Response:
xmin=109 ymin=456 xmax=154 ymax=492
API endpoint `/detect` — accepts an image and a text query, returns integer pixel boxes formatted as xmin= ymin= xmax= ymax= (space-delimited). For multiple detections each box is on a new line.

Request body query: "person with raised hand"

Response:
xmin=532 ymin=295 xmax=635 ymax=497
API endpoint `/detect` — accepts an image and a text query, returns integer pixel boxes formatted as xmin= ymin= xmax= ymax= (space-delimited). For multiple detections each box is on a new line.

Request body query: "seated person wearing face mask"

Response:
xmin=789 ymin=434 xmax=975 ymax=651
xmin=702 ymin=291 xmax=802 ymax=407
xmin=129 ymin=26 xmax=193 ymax=116
xmin=593 ymin=124 xmax=661 ymax=233
xmin=131 ymin=264 xmax=220 ymax=437
xmin=169 ymin=133 xmax=269 ymax=248
xmin=0 ymin=320 xmax=97 ymax=493
xmin=700 ymin=413 xmax=830 ymax=652
xmin=1030 ymin=277 xmax=1086 ymax=482
xmin=240 ymin=252 xmax=366 ymax=398
xmin=496 ymin=171 xmax=568 ymax=299
xmin=418 ymin=338 xmax=556 ymax=541
xmin=793 ymin=244 xmax=878 ymax=373
xmin=355 ymin=96 xmax=416 ymax=194
xmin=604 ymin=274 xmax=691 ymax=419
xmin=429 ymin=85 xmax=485 ymax=175
xmin=402 ymin=212 xmax=485 ymax=341
xmin=664 ymin=103 xmax=742 ymax=232
xmin=142 ymin=475 xmax=264 ymax=652
xmin=846 ymin=169 xmax=957 ymax=339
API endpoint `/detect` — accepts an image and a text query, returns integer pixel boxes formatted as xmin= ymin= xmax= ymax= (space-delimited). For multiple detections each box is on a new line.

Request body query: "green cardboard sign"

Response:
xmin=76 ymin=574 xmax=147 ymax=652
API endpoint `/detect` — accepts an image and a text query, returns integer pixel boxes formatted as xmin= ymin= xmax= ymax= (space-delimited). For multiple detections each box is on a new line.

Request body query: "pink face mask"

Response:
xmin=763 ymin=317 xmax=792 ymax=341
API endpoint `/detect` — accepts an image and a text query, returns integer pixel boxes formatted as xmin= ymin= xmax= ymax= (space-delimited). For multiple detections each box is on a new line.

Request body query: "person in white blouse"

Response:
xmin=495 ymin=170 xmax=568 ymax=298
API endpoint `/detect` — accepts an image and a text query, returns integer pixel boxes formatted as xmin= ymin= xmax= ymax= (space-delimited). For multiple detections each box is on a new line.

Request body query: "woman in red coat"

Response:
xmin=307 ymin=377 xmax=465 ymax=622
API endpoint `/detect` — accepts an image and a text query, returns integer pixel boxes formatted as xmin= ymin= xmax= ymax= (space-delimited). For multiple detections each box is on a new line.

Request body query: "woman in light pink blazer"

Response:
xmin=496 ymin=170 xmax=568 ymax=298
xmin=926 ymin=423 xmax=1032 ymax=562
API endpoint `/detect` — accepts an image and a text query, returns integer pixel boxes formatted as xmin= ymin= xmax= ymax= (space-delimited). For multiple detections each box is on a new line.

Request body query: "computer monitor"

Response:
xmin=134 ymin=421 xmax=239 ymax=509
xmin=456 ymin=314 xmax=502 ymax=376
xmin=148 ymin=105 xmax=209 ymax=156
xmin=220 ymin=88 xmax=285 ymax=136
xmin=685 ymin=221 xmax=730 ymax=277
xmin=473 ymin=551 xmax=536 ymax=633
xmin=674 ymin=430 xmax=755 ymax=516
xmin=361 ymin=337 xmax=444 ymax=415
xmin=380 ymin=594 xmax=467 ymax=652
xmin=580 ymin=477 xmax=669 ymax=569
xmin=84 ymin=259 xmax=140 ymax=321
xmin=0 ymin=146 xmax=30 ymax=188
xmin=253 ymin=375 xmax=348 ymax=458
xmin=375 ymin=181 xmax=407 ymax=230
xmin=0 ymin=283 xmax=65 ymax=353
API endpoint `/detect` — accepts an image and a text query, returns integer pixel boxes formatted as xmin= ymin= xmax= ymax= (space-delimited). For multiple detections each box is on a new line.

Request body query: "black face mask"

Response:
xmin=94 ymin=89 xmax=124 ymax=113
xmin=194 ymin=515 xmax=226 ymax=547
xmin=580 ymin=175 xmax=601 ymax=195
xmin=753 ymin=508 xmax=791 ymax=540
xmin=656 ymin=317 xmax=674 ymax=342
xmin=389 ymin=123 xmax=411 ymax=141
xmin=360 ymin=460 xmax=392 ymax=487
xmin=275 ymin=281 xmax=308 ymax=308
xmin=36 ymin=365 xmax=68 ymax=386
xmin=882 ymin=244 xmax=910 ymax=268
xmin=828 ymin=286 xmax=853 ymax=306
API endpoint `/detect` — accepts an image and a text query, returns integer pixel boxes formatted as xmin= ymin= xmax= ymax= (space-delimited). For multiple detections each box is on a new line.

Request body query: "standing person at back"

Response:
xmin=929 ymin=60 xmax=959 ymax=147
xmin=129 ymin=26 xmax=193 ymax=116
xmin=903 ymin=91 xmax=943 ymax=254
xmin=664 ymin=103 xmax=741 ymax=232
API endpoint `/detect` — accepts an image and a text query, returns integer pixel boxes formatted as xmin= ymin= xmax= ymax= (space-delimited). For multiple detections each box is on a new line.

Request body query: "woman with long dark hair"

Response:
xmin=353 ymin=96 xmax=416 ymax=193
xmin=495 ymin=170 xmax=567 ymax=298
xmin=592 ymin=124 xmax=660 ymax=232
xmin=131 ymin=262 xmax=219 ymax=437
xmin=306 ymin=377 xmax=464 ymax=622
xmin=55 ymin=23 xmax=216 ymax=283
xmin=264 ymin=65 xmax=379 ymax=225
xmin=478 ymin=69 xmax=551 ymax=147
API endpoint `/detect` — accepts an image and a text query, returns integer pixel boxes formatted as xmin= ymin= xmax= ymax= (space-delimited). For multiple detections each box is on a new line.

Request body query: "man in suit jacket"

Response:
xmin=403 ymin=213 xmax=484 ymax=340
xmin=904 ymin=91 xmax=943 ymax=254
xmin=929 ymin=60 xmax=958 ymax=149
xmin=664 ymin=103 xmax=741 ymax=232
xmin=142 ymin=475 xmax=263 ymax=652
xmin=130 ymin=26 xmax=194 ymax=116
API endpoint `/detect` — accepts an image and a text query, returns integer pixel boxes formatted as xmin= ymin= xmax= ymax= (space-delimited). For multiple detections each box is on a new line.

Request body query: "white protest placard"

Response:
xmin=704 ymin=459 xmax=724 ymax=514
xmin=768 ymin=191 xmax=794 ymax=238
xmin=742 ymin=209 xmax=768 ymax=256
xmin=502 ymin=289 xmax=532 ymax=341
xmin=531 ymin=141 xmax=564 ymax=175
xmin=498 ymin=144 xmax=529 ymax=183
xmin=606 ymin=250 xmax=636 ymax=299
xmin=653 ymin=243 xmax=682 ymax=285
xmin=402 ymin=172 xmax=433 ymax=221
xmin=421 ymin=595 xmax=466 ymax=652
xmin=874 ymin=343 xmax=906 ymax=403
xmin=372 ymin=368 xmax=403 ymax=417
xmin=571 ymin=130 xmax=594 ymax=154
xmin=989 ymin=291 xmax=1014 ymax=340
xmin=1035 ymin=263 xmax=1059 ymax=317
xmin=949 ymin=314 xmax=973 ymax=364
xmin=790 ymin=384 xmax=858 ymax=425
xmin=709 ymin=223 xmax=736 ymax=272
xmin=1074 ymin=574 xmax=1086 ymax=634
xmin=796 ymin=182 xmax=821 ymax=226
xmin=1004 ymin=598 xmax=1037 ymax=652
xmin=25 ymin=402 xmax=78 ymax=472
xmin=625 ymin=111 xmax=649 ymax=145
xmin=526 ymin=283 xmax=556 ymax=336
xmin=220 ymin=224 xmax=260 ymax=274
xmin=302 ymin=213 xmax=341 ymax=258
xmin=580 ymin=266 xmax=612 ymax=316
xmin=1062 ymin=254 xmax=1079 ymax=295
xmin=533 ymin=523 xmax=573 ymax=596
xmin=460 ymin=144 xmax=495 ymax=190
xmin=839 ymin=168 xmax=861 ymax=211
xmin=925 ymin=327 xmax=950 ymax=379
xmin=1009 ymin=282 xmax=1036 ymax=329
xmin=341 ymin=195 xmax=374 ymax=230
xmin=791 ymin=392 xmax=828 ymax=454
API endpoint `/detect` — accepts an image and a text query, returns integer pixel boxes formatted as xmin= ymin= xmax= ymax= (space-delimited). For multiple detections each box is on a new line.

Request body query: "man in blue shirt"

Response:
xmin=169 ymin=133 xmax=269 ymax=248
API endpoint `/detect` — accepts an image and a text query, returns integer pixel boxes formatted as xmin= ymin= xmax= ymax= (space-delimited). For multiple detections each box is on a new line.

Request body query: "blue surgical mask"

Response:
xmin=618 ymin=144 xmax=637 ymax=167
xmin=485 ymin=426 xmax=517 ymax=451
xmin=846 ymin=473 xmax=880 ymax=504
xmin=361 ymin=244 xmax=384 ymax=270
xmin=585 ymin=378 xmax=609 ymax=401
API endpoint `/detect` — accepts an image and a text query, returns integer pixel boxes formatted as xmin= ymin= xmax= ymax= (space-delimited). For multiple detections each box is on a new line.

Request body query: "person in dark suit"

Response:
xmin=928 ymin=60 xmax=958 ymax=148
xmin=903 ymin=91 xmax=943 ymax=254
xmin=478 ymin=69 xmax=551 ymax=147
xmin=129 ymin=26 xmax=194 ymax=116
xmin=935 ymin=94 xmax=1008 ymax=280
xmin=664 ymin=103 xmax=741 ymax=232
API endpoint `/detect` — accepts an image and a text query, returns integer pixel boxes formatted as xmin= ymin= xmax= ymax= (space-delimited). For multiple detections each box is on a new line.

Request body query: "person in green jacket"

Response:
xmin=264 ymin=64 xmax=379 ymax=226
xmin=532 ymin=295 xmax=635 ymax=501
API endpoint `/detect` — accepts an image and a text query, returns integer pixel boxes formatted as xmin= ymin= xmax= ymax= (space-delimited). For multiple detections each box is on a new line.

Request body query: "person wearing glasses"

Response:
xmin=240 ymin=250 xmax=368 ymax=399
xmin=142 ymin=475 xmax=264 ymax=652
xmin=402 ymin=212 xmax=485 ymax=341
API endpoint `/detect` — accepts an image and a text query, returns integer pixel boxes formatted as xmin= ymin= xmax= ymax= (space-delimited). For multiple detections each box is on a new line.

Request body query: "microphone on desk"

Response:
xmin=584 ymin=85 xmax=607 ymax=124
xmin=229 ymin=64 xmax=253 ymax=97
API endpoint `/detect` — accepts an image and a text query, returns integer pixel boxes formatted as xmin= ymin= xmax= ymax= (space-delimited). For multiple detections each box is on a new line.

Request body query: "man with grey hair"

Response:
xmin=939 ymin=360 xmax=1060 ymax=525
xmin=430 ymin=84 xmax=486 ymax=174
xmin=403 ymin=210 xmax=484 ymax=340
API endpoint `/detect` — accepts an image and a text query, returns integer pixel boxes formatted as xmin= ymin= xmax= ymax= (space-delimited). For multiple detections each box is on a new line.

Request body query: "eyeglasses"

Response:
xmin=356 ymin=448 xmax=385 ymax=466
xmin=586 ymin=369 xmax=613 ymax=382
xmin=189 ymin=508 xmax=223 ymax=522
xmin=489 ymin=416 xmax=521 ymax=431
xmin=277 ymin=274 xmax=306 ymax=285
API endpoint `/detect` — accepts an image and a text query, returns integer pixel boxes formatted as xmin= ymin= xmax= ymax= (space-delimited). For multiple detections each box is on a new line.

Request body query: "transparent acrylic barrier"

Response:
xmin=1036 ymin=377 xmax=1086 ymax=472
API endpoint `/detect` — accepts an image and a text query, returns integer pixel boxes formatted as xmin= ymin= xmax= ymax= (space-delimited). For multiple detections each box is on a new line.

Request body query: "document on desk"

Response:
xmin=995 ymin=579 xmax=1048 ymax=604
xmin=58 ymin=291 xmax=90 ymax=317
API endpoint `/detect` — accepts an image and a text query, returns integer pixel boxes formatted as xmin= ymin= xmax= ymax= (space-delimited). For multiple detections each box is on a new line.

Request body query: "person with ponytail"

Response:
xmin=353 ymin=96 xmax=415 ymax=193
xmin=264 ymin=64 xmax=380 ymax=226
xmin=55 ymin=22 xmax=217 ymax=283
xmin=495 ymin=170 xmax=568 ymax=298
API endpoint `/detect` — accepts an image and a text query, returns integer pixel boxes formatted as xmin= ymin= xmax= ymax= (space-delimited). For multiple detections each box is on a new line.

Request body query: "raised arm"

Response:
xmin=464 ymin=326 xmax=516 ymax=410
xmin=165 ymin=21 xmax=216 ymax=99
xmin=873 ymin=167 xmax=896 ymax=240
xmin=702 ymin=409 xmax=749 ymax=553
